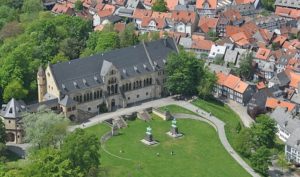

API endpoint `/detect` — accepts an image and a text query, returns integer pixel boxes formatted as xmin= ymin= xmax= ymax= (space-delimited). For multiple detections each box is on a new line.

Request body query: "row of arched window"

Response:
xmin=73 ymin=90 xmax=103 ymax=103
xmin=108 ymin=84 xmax=118 ymax=95
xmin=121 ymin=78 xmax=152 ymax=92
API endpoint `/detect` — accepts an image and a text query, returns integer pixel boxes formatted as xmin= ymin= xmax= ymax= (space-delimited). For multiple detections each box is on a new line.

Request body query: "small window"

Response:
xmin=88 ymin=107 xmax=91 ymax=111
xmin=128 ymin=97 xmax=130 ymax=100
xmin=146 ymin=92 xmax=148 ymax=96
xmin=17 ymin=135 xmax=20 ymax=138
xmin=137 ymin=94 xmax=139 ymax=98
xmin=8 ymin=120 xmax=11 ymax=123
xmin=47 ymin=72 xmax=50 ymax=77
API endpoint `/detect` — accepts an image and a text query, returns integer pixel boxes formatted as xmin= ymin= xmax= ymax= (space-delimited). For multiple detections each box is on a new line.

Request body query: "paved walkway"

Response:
xmin=225 ymin=100 xmax=254 ymax=128
xmin=70 ymin=97 xmax=259 ymax=177
xmin=171 ymin=103 xmax=260 ymax=177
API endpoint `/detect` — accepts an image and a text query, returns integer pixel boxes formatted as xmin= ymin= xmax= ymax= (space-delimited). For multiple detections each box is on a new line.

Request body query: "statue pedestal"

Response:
xmin=167 ymin=126 xmax=183 ymax=138
xmin=141 ymin=133 xmax=158 ymax=146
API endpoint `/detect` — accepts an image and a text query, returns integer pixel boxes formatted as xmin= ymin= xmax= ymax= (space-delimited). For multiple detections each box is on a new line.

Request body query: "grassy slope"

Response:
xmin=192 ymin=98 xmax=243 ymax=148
xmin=87 ymin=115 xmax=251 ymax=177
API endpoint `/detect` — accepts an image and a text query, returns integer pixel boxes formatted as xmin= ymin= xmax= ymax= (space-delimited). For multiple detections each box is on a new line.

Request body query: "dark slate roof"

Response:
xmin=26 ymin=98 xmax=59 ymax=112
xmin=103 ymin=15 xmax=123 ymax=24
xmin=277 ymin=71 xmax=290 ymax=87
xmin=59 ymin=95 xmax=77 ymax=107
xmin=270 ymin=107 xmax=300 ymax=134
xmin=248 ymin=86 xmax=280 ymax=110
xmin=0 ymin=98 xmax=27 ymax=119
xmin=287 ymin=128 xmax=300 ymax=152
xmin=50 ymin=38 xmax=178 ymax=93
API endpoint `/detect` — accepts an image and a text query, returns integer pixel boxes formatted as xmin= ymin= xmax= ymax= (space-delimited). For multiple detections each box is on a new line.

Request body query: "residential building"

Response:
xmin=208 ymin=44 xmax=227 ymax=60
xmin=215 ymin=72 xmax=255 ymax=105
xmin=170 ymin=11 xmax=199 ymax=35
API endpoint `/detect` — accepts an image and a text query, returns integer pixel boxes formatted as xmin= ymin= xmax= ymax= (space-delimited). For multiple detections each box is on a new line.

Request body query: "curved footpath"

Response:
xmin=69 ymin=97 xmax=259 ymax=177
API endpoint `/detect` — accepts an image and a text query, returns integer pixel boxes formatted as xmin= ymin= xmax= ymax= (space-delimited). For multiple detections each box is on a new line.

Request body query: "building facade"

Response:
xmin=38 ymin=38 xmax=178 ymax=120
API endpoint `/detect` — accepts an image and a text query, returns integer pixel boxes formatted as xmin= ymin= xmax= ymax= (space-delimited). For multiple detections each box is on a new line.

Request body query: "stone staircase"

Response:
xmin=137 ymin=110 xmax=151 ymax=122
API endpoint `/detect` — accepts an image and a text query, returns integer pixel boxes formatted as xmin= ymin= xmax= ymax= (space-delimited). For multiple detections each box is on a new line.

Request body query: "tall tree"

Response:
xmin=277 ymin=152 xmax=289 ymax=174
xmin=197 ymin=67 xmax=217 ymax=99
xmin=61 ymin=129 xmax=100 ymax=176
xmin=74 ymin=0 xmax=83 ymax=12
xmin=236 ymin=128 xmax=254 ymax=158
xmin=0 ymin=119 xmax=6 ymax=162
xmin=250 ymin=146 xmax=271 ymax=176
xmin=22 ymin=0 xmax=43 ymax=13
xmin=235 ymin=52 xmax=253 ymax=80
xmin=261 ymin=0 xmax=275 ymax=11
xmin=119 ymin=23 xmax=138 ymax=48
xmin=251 ymin=114 xmax=277 ymax=148
xmin=166 ymin=50 xmax=204 ymax=96
xmin=23 ymin=148 xmax=83 ymax=177
xmin=3 ymin=79 xmax=28 ymax=102
xmin=22 ymin=106 xmax=69 ymax=150
xmin=152 ymin=0 xmax=168 ymax=12
xmin=0 ymin=119 xmax=5 ymax=144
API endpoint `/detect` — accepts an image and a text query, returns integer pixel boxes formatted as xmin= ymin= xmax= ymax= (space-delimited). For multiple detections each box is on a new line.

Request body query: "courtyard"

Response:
xmin=85 ymin=108 xmax=251 ymax=177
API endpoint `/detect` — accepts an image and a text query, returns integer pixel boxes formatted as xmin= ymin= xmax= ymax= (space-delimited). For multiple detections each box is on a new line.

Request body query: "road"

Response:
xmin=225 ymin=100 xmax=254 ymax=127
xmin=69 ymin=96 xmax=259 ymax=177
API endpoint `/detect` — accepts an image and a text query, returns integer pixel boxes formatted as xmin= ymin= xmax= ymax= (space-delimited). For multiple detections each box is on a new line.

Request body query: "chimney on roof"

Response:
xmin=284 ymin=120 xmax=288 ymax=127
xmin=277 ymin=100 xmax=281 ymax=104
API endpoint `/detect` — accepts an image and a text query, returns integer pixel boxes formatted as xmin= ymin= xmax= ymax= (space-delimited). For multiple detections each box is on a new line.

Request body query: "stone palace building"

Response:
xmin=37 ymin=37 xmax=178 ymax=120
xmin=0 ymin=38 xmax=178 ymax=143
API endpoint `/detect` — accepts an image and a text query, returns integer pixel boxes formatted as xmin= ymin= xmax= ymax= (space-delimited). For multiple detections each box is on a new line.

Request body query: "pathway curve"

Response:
xmin=171 ymin=102 xmax=260 ymax=177
xmin=69 ymin=96 xmax=259 ymax=177
xmin=225 ymin=100 xmax=254 ymax=128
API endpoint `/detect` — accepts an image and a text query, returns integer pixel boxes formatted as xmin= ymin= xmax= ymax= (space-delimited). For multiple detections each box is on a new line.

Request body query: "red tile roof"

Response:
xmin=114 ymin=22 xmax=126 ymax=32
xmin=256 ymin=82 xmax=266 ymax=90
xmin=97 ymin=4 xmax=115 ymax=17
xmin=133 ymin=9 xmax=153 ymax=19
xmin=144 ymin=0 xmax=155 ymax=6
xmin=266 ymin=97 xmax=296 ymax=111
xmin=255 ymin=48 xmax=271 ymax=60
xmin=141 ymin=17 xmax=166 ymax=29
xmin=165 ymin=0 xmax=179 ymax=10
xmin=275 ymin=6 xmax=300 ymax=19
xmin=216 ymin=72 xmax=249 ymax=93
xmin=192 ymin=38 xmax=214 ymax=51
xmin=198 ymin=16 xmax=218 ymax=33
xmin=234 ymin=0 xmax=255 ymax=4
xmin=171 ymin=11 xmax=197 ymax=24
xmin=272 ymin=35 xmax=287 ymax=46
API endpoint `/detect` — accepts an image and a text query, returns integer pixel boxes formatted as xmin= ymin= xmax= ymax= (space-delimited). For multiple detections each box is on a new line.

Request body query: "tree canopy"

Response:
xmin=235 ymin=52 xmax=253 ymax=80
xmin=165 ymin=50 xmax=205 ymax=96
xmin=61 ymin=129 xmax=100 ymax=176
xmin=152 ymin=0 xmax=168 ymax=12
xmin=22 ymin=106 xmax=69 ymax=150
xmin=250 ymin=146 xmax=271 ymax=176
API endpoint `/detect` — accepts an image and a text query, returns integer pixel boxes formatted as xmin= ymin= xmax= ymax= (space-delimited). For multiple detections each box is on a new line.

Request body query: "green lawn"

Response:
xmin=192 ymin=98 xmax=243 ymax=149
xmin=87 ymin=116 xmax=251 ymax=177
xmin=159 ymin=104 xmax=196 ymax=115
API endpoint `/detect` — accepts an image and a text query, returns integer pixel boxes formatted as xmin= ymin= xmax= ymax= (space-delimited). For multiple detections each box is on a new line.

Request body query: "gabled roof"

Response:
xmin=0 ymin=98 xmax=26 ymax=119
xmin=255 ymin=48 xmax=271 ymax=60
xmin=198 ymin=16 xmax=218 ymax=33
xmin=266 ymin=97 xmax=296 ymax=111
xmin=165 ymin=0 xmax=179 ymax=10
xmin=132 ymin=9 xmax=153 ymax=19
xmin=59 ymin=95 xmax=77 ymax=107
xmin=50 ymin=38 xmax=178 ymax=93
xmin=234 ymin=0 xmax=255 ymax=4
xmin=141 ymin=17 xmax=166 ymax=29
xmin=171 ymin=11 xmax=197 ymax=24
xmin=275 ymin=6 xmax=300 ymax=19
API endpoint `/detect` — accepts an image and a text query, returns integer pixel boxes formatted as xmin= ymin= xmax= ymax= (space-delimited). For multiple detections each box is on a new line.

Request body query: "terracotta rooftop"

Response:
xmin=255 ymin=48 xmax=271 ymax=60
xmin=51 ymin=3 xmax=73 ymax=14
xmin=144 ymin=0 xmax=155 ymax=6
xmin=141 ymin=17 xmax=165 ymax=29
xmin=272 ymin=35 xmax=287 ymax=46
xmin=98 ymin=4 xmax=115 ymax=17
xmin=192 ymin=38 xmax=214 ymax=51
xmin=132 ymin=9 xmax=153 ymax=19
xmin=256 ymin=81 xmax=266 ymax=90
xmin=217 ymin=72 xmax=249 ymax=93
xmin=198 ymin=16 xmax=218 ymax=33
xmin=234 ymin=0 xmax=255 ymax=4
xmin=152 ymin=11 xmax=172 ymax=19
xmin=114 ymin=22 xmax=126 ymax=32
xmin=171 ymin=11 xmax=197 ymax=24
xmin=266 ymin=97 xmax=296 ymax=111
xmin=223 ymin=74 xmax=241 ymax=90
xmin=165 ymin=0 xmax=179 ymax=10
xmin=275 ymin=6 xmax=300 ymax=19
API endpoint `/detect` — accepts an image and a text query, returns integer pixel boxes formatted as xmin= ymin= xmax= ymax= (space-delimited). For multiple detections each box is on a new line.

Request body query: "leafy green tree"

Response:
xmin=0 ymin=119 xmax=5 ymax=144
xmin=0 ymin=5 xmax=19 ymax=29
xmin=22 ymin=0 xmax=43 ymax=13
xmin=261 ymin=0 xmax=275 ymax=11
xmin=251 ymin=114 xmax=277 ymax=148
xmin=61 ymin=129 xmax=100 ymax=176
xmin=235 ymin=52 xmax=253 ymax=80
xmin=0 ymin=0 xmax=24 ymax=9
xmin=23 ymin=148 xmax=83 ymax=177
xmin=51 ymin=52 xmax=69 ymax=64
xmin=0 ymin=21 xmax=24 ymax=41
xmin=22 ymin=106 xmax=69 ymax=150
xmin=236 ymin=128 xmax=254 ymax=158
xmin=3 ymin=79 xmax=28 ymax=102
xmin=74 ymin=0 xmax=83 ymax=12
xmin=119 ymin=23 xmax=138 ymax=48
xmin=60 ymin=38 xmax=84 ymax=59
xmin=250 ymin=146 xmax=271 ymax=176
xmin=197 ymin=67 xmax=217 ymax=99
xmin=277 ymin=152 xmax=289 ymax=174
xmin=166 ymin=50 xmax=204 ymax=96
xmin=84 ymin=31 xmax=120 ymax=54
xmin=152 ymin=0 xmax=168 ymax=12
xmin=213 ymin=56 xmax=224 ymax=65
xmin=207 ymin=30 xmax=218 ymax=42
